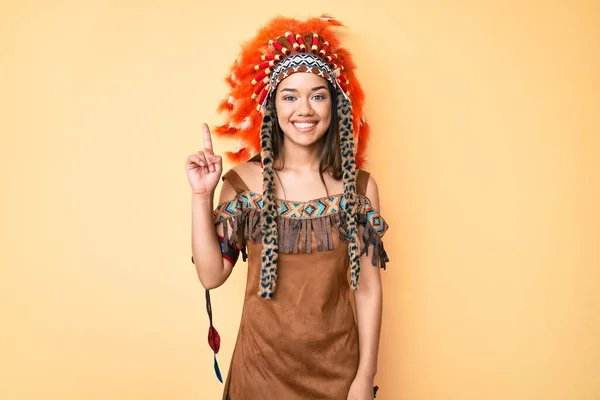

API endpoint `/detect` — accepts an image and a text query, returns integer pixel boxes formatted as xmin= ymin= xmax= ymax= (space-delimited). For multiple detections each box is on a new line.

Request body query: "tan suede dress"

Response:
xmin=212 ymin=169 xmax=389 ymax=400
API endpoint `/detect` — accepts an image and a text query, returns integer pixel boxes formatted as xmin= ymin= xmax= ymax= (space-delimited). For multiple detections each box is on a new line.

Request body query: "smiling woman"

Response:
xmin=186 ymin=15 xmax=389 ymax=400
xmin=275 ymin=74 xmax=334 ymax=148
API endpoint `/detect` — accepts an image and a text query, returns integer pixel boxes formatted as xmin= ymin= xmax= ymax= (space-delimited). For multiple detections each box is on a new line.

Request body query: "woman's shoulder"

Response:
xmin=230 ymin=160 xmax=262 ymax=193
xmin=220 ymin=160 xmax=262 ymax=200
xmin=357 ymin=169 xmax=379 ymax=206
xmin=356 ymin=168 xmax=379 ymax=197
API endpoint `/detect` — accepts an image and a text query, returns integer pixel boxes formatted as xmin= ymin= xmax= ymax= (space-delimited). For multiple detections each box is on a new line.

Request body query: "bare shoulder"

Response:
xmin=217 ymin=161 xmax=261 ymax=204
xmin=231 ymin=160 xmax=263 ymax=194
xmin=364 ymin=174 xmax=381 ymax=211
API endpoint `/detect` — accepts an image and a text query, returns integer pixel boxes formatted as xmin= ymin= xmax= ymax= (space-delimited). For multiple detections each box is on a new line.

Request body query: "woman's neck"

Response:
xmin=276 ymin=140 xmax=323 ymax=173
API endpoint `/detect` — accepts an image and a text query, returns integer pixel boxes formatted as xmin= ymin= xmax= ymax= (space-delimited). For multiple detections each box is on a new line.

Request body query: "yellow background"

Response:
xmin=1 ymin=0 xmax=599 ymax=399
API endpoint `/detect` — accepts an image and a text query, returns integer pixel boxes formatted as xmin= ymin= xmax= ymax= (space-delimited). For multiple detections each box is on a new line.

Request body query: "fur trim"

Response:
xmin=259 ymin=104 xmax=278 ymax=298
xmin=337 ymin=96 xmax=361 ymax=289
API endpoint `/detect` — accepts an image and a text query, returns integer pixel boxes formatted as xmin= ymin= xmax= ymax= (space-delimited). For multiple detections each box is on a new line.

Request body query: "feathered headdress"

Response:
xmin=214 ymin=15 xmax=370 ymax=167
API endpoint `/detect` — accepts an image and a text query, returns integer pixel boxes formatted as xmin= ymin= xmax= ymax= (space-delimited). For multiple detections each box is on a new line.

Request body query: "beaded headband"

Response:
xmin=254 ymin=40 xmax=350 ymax=110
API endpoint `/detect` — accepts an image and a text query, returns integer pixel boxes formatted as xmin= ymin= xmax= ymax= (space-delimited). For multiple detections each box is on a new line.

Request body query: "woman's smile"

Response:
xmin=292 ymin=120 xmax=318 ymax=132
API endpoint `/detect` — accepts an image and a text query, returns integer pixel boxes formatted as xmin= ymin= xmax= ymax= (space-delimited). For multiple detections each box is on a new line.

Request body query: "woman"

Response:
xmin=186 ymin=16 xmax=389 ymax=400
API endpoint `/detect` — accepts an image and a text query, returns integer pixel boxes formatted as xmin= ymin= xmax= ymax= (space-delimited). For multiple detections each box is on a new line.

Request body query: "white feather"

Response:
xmin=241 ymin=116 xmax=252 ymax=130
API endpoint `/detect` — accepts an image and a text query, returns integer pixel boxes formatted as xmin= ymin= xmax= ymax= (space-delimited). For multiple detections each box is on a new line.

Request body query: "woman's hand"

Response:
xmin=347 ymin=375 xmax=375 ymax=400
xmin=186 ymin=123 xmax=223 ymax=196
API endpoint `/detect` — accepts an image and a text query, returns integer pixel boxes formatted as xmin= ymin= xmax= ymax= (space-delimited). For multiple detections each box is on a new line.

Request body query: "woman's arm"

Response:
xmin=353 ymin=176 xmax=383 ymax=381
xmin=188 ymin=124 xmax=236 ymax=290
xmin=191 ymin=178 xmax=237 ymax=290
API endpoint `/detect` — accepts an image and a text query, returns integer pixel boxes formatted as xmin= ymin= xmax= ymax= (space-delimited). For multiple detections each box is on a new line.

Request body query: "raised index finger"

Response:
xmin=202 ymin=123 xmax=213 ymax=152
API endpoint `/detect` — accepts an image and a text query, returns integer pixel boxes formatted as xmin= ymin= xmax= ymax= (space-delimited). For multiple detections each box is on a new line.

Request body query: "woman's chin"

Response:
xmin=287 ymin=134 xmax=322 ymax=147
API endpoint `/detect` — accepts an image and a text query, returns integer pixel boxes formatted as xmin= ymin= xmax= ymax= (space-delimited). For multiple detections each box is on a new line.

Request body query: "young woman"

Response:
xmin=185 ymin=16 xmax=389 ymax=400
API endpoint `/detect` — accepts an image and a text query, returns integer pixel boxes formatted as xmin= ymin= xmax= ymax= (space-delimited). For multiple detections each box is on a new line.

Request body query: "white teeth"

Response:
xmin=293 ymin=122 xmax=316 ymax=129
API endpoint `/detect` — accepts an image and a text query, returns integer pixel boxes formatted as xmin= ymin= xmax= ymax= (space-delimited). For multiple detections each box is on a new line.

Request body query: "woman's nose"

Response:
xmin=296 ymin=98 xmax=314 ymax=116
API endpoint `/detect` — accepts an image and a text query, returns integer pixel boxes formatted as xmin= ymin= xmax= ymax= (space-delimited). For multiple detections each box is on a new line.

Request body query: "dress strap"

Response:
xmin=222 ymin=170 xmax=249 ymax=194
xmin=356 ymin=169 xmax=371 ymax=197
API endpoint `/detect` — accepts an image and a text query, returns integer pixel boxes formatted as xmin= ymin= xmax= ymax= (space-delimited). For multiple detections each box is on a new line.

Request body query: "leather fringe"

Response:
xmin=218 ymin=210 xmax=388 ymax=268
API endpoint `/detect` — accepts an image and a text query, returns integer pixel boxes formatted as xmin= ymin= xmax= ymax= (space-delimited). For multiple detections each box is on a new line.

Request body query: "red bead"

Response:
xmin=339 ymin=80 xmax=348 ymax=94
xmin=252 ymin=77 xmax=268 ymax=99
xmin=270 ymin=39 xmax=290 ymax=56
xmin=285 ymin=32 xmax=299 ymax=50
xmin=257 ymin=87 xmax=269 ymax=105
xmin=296 ymin=34 xmax=306 ymax=52
xmin=251 ymin=69 xmax=271 ymax=85
xmin=319 ymin=41 xmax=329 ymax=56
xmin=255 ymin=60 xmax=275 ymax=70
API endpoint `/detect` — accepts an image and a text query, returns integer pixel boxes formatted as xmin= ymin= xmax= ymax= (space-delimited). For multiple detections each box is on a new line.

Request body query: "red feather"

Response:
xmin=208 ymin=326 xmax=221 ymax=353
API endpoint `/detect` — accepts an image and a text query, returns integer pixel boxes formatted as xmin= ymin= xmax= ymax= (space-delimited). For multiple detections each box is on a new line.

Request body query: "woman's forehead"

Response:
xmin=276 ymin=72 xmax=329 ymax=91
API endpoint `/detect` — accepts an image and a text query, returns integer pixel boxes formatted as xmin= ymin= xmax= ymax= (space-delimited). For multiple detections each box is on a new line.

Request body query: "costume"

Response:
xmin=193 ymin=15 xmax=389 ymax=399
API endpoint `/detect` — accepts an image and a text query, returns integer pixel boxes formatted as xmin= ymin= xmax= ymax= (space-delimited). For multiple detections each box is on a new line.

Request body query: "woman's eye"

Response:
xmin=283 ymin=96 xmax=296 ymax=101
xmin=312 ymin=94 xmax=325 ymax=100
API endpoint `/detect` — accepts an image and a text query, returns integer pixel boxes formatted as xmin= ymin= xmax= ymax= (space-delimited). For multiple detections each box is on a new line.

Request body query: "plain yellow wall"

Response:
xmin=1 ymin=0 xmax=599 ymax=399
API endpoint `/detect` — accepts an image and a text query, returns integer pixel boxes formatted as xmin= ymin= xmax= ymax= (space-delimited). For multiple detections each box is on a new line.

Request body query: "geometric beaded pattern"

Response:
xmin=357 ymin=196 xmax=389 ymax=237
xmin=213 ymin=191 xmax=389 ymax=238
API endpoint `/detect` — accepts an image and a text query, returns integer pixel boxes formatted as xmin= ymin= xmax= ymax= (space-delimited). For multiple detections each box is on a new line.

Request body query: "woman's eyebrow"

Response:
xmin=280 ymin=86 xmax=328 ymax=93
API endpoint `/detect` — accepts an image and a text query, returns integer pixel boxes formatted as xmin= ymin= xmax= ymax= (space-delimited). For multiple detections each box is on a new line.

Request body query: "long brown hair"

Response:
xmin=249 ymin=81 xmax=343 ymax=183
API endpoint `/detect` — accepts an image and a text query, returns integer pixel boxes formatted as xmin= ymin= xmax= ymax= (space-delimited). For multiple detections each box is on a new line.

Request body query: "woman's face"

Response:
xmin=274 ymin=72 xmax=332 ymax=148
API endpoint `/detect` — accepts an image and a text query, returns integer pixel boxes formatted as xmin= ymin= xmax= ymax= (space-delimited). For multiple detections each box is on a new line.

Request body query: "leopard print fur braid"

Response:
xmin=259 ymin=104 xmax=279 ymax=298
xmin=337 ymin=96 xmax=361 ymax=290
